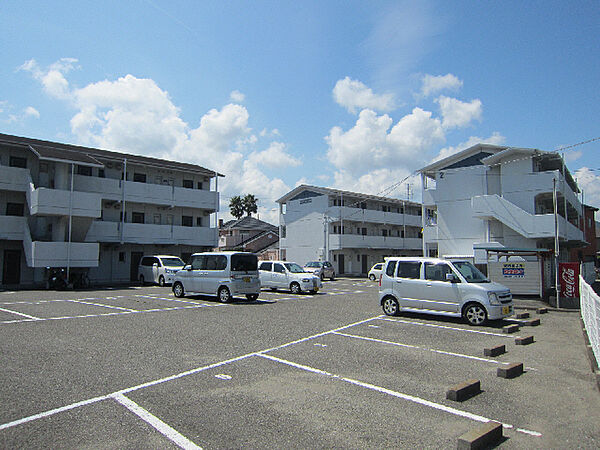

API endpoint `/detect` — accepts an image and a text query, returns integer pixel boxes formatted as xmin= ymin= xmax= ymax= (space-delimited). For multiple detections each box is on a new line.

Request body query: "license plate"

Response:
xmin=502 ymin=306 xmax=510 ymax=315
xmin=243 ymin=277 xmax=250 ymax=282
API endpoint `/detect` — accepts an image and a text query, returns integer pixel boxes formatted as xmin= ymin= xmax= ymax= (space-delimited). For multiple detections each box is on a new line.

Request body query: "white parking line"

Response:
xmin=112 ymin=393 xmax=201 ymax=449
xmin=378 ymin=317 xmax=520 ymax=338
xmin=0 ymin=307 xmax=40 ymax=320
xmin=258 ymin=353 xmax=541 ymax=437
xmin=66 ymin=299 xmax=138 ymax=312
xmin=333 ymin=332 xmax=521 ymax=366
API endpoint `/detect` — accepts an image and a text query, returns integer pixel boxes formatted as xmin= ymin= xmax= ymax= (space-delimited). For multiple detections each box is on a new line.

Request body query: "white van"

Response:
xmin=259 ymin=261 xmax=322 ymax=294
xmin=172 ymin=252 xmax=260 ymax=302
xmin=379 ymin=257 xmax=513 ymax=325
xmin=138 ymin=255 xmax=185 ymax=286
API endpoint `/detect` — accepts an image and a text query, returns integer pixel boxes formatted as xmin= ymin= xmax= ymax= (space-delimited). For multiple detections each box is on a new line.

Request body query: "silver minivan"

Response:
xmin=379 ymin=257 xmax=513 ymax=325
xmin=172 ymin=252 xmax=260 ymax=302
xmin=138 ymin=255 xmax=185 ymax=286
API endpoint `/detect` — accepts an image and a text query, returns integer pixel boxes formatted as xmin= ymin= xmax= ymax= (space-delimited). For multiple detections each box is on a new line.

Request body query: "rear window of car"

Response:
xmin=259 ymin=262 xmax=272 ymax=271
xmin=160 ymin=257 xmax=184 ymax=267
xmin=386 ymin=261 xmax=397 ymax=276
xmin=231 ymin=254 xmax=258 ymax=272
xmin=305 ymin=262 xmax=320 ymax=268
xmin=397 ymin=262 xmax=421 ymax=279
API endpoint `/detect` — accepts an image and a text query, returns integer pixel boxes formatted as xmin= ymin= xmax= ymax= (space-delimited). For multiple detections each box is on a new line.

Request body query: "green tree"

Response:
xmin=229 ymin=195 xmax=244 ymax=219
xmin=242 ymin=194 xmax=258 ymax=217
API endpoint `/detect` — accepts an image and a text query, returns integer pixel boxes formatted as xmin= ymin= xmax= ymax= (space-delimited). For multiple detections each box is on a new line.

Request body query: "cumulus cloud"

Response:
xmin=575 ymin=167 xmax=600 ymax=210
xmin=229 ymin=90 xmax=245 ymax=102
xmin=248 ymin=142 xmax=301 ymax=169
xmin=23 ymin=106 xmax=40 ymax=118
xmin=326 ymin=107 xmax=444 ymax=175
xmin=421 ymin=73 xmax=462 ymax=97
xmin=436 ymin=96 xmax=482 ymax=129
xmin=333 ymin=77 xmax=395 ymax=114
xmin=21 ymin=58 xmax=295 ymax=226
xmin=333 ymin=168 xmax=418 ymax=198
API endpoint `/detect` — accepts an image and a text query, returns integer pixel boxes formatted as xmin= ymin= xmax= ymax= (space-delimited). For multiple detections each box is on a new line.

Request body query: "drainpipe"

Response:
xmin=553 ymin=177 xmax=560 ymax=308
xmin=66 ymin=163 xmax=74 ymax=282
xmin=120 ymin=158 xmax=127 ymax=244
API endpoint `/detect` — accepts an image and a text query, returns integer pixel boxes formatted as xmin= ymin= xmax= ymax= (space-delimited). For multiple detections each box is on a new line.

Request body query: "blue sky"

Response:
xmin=2 ymin=0 xmax=599 ymax=222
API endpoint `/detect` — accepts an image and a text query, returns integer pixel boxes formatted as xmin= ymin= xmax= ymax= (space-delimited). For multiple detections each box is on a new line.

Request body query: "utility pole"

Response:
xmin=553 ymin=177 xmax=560 ymax=308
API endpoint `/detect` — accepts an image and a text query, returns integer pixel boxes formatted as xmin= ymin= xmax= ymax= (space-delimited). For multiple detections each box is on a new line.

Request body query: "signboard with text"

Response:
xmin=502 ymin=262 xmax=525 ymax=278
xmin=559 ymin=262 xmax=580 ymax=298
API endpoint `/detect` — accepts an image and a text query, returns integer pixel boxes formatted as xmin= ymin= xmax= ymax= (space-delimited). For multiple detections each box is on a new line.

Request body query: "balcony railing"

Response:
xmin=333 ymin=206 xmax=422 ymax=227
xmin=73 ymin=175 xmax=219 ymax=209
xmin=0 ymin=216 xmax=26 ymax=240
xmin=0 ymin=166 xmax=31 ymax=192
xmin=328 ymin=234 xmax=422 ymax=250
xmin=85 ymin=221 xmax=218 ymax=247
xmin=27 ymin=185 xmax=102 ymax=218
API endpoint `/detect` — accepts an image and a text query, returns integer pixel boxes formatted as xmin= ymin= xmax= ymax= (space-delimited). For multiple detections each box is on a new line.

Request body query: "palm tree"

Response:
xmin=229 ymin=196 xmax=244 ymax=219
xmin=242 ymin=194 xmax=258 ymax=217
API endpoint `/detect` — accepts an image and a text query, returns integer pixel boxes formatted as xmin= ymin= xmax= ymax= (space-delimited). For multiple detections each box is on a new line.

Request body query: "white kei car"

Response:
xmin=259 ymin=261 xmax=322 ymax=294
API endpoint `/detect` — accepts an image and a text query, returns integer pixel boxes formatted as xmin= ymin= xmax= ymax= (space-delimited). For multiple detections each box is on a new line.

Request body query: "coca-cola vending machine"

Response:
xmin=558 ymin=262 xmax=579 ymax=299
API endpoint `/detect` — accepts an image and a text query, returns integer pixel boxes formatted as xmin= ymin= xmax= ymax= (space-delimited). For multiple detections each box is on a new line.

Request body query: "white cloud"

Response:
xmin=333 ymin=77 xmax=395 ymax=114
xmin=333 ymin=168 xmax=417 ymax=199
xmin=575 ymin=167 xmax=600 ymax=210
xmin=23 ymin=106 xmax=40 ymax=118
xmin=229 ymin=90 xmax=245 ymax=102
xmin=436 ymin=96 xmax=482 ymax=129
xmin=248 ymin=142 xmax=301 ymax=169
xmin=564 ymin=150 xmax=582 ymax=162
xmin=325 ymin=107 xmax=444 ymax=175
xmin=432 ymin=132 xmax=506 ymax=163
xmin=421 ymin=74 xmax=462 ymax=97
xmin=19 ymin=58 xmax=78 ymax=100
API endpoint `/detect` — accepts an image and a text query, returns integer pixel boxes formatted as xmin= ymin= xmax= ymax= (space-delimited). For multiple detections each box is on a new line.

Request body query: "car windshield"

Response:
xmin=231 ymin=254 xmax=258 ymax=272
xmin=161 ymin=257 xmax=185 ymax=267
xmin=305 ymin=262 xmax=321 ymax=268
xmin=284 ymin=263 xmax=305 ymax=273
xmin=453 ymin=261 xmax=489 ymax=283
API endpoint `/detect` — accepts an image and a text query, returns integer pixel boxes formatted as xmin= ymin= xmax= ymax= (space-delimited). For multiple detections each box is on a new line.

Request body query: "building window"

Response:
xmin=182 ymin=215 xmax=193 ymax=227
xmin=361 ymin=228 xmax=367 ymax=236
xmin=133 ymin=173 xmax=146 ymax=183
xmin=119 ymin=211 xmax=127 ymax=223
xmin=132 ymin=212 xmax=145 ymax=224
xmin=197 ymin=181 xmax=203 ymax=190
xmin=182 ymin=179 xmax=194 ymax=189
xmin=98 ymin=168 xmax=105 ymax=178
xmin=281 ymin=225 xmax=286 ymax=238
xmin=6 ymin=203 xmax=24 ymax=216
xmin=9 ymin=156 xmax=27 ymax=168
xmin=382 ymin=229 xmax=388 ymax=237
xmin=153 ymin=214 xmax=161 ymax=225
xmin=119 ymin=252 xmax=125 ymax=262
xmin=77 ymin=165 xmax=92 ymax=176
xmin=166 ymin=214 xmax=174 ymax=225
xmin=196 ymin=217 xmax=203 ymax=226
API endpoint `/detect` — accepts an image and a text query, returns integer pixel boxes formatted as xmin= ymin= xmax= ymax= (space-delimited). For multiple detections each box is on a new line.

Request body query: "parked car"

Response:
xmin=259 ymin=261 xmax=322 ymax=294
xmin=172 ymin=252 xmax=260 ymax=302
xmin=139 ymin=255 xmax=185 ymax=286
xmin=379 ymin=257 xmax=513 ymax=325
xmin=368 ymin=262 xmax=384 ymax=281
xmin=303 ymin=261 xmax=335 ymax=280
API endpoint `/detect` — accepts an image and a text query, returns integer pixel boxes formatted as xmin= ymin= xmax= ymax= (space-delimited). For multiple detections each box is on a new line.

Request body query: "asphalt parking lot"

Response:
xmin=1 ymin=279 xmax=599 ymax=448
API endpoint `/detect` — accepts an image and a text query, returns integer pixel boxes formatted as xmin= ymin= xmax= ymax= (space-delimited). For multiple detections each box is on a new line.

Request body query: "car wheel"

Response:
xmin=463 ymin=303 xmax=487 ymax=326
xmin=382 ymin=296 xmax=400 ymax=316
xmin=173 ymin=282 xmax=185 ymax=298
xmin=330 ymin=273 xmax=335 ymax=281
xmin=320 ymin=273 xmax=325 ymax=281
xmin=158 ymin=275 xmax=166 ymax=287
xmin=139 ymin=275 xmax=145 ymax=286
xmin=218 ymin=287 xmax=232 ymax=303
xmin=290 ymin=282 xmax=301 ymax=294
xmin=246 ymin=293 xmax=259 ymax=301
xmin=369 ymin=274 xmax=376 ymax=281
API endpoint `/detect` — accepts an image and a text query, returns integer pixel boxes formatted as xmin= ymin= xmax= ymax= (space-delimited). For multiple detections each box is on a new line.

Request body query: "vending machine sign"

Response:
xmin=559 ymin=262 xmax=579 ymax=298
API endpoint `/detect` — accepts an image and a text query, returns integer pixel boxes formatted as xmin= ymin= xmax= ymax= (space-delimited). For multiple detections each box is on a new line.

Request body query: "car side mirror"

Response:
xmin=446 ymin=273 xmax=458 ymax=283
xmin=184 ymin=265 xmax=192 ymax=271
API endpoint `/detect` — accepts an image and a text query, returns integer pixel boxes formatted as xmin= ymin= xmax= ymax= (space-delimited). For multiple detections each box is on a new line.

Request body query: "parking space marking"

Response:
xmin=333 ymin=332 xmax=527 ymax=367
xmin=112 ymin=393 xmax=202 ymax=449
xmin=379 ymin=317 xmax=520 ymax=338
xmin=66 ymin=299 xmax=138 ymax=312
xmin=0 ymin=307 xmax=40 ymax=320
xmin=258 ymin=353 xmax=541 ymax=438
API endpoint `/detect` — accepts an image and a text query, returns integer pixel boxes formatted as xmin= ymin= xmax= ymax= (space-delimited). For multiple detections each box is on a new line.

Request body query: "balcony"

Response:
xmin=27 ymin=186 xmax=102 ymax=218
xmin=328 ymin=234 xmax=422 ymax=250
xmin=73 ymin=175 xmax=219 ymax=210
xmin=85 ymin=221 xmax=218 ymax=247
xmin=472 ymin=194 xmax=583 ymax=241
xmin=333 ymin=206 xmax=422 ymax=227
xmin=0 ymin=166 xmax=31 ymax=192
xmin=25 ymin=241 xmax=99 ymax=268
xmin=0 ymin=216 xmax=26 ymax=240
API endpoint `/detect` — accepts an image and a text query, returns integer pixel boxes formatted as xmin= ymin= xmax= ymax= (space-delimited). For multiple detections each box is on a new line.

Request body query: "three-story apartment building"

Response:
xmin=277 ymin=185 xmax=423 ymax=276
xmin=0 ymin=133 xmax=220 ymax=288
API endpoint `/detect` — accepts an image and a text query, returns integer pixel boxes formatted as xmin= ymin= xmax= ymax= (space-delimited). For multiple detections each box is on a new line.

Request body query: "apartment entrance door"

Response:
xmin=361 ymin=255 xmax=368 ymax=274
xmin=130 ymin=251 xmax=144 ymax=282
xmin=3 ymin=250 xmax=21 ymax=285
xmin=338 ymin=254 xmax=345 ymax=275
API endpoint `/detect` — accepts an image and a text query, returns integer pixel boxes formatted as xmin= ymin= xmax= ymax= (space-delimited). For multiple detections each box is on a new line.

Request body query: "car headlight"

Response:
xmin=488 ymin=292 xmax=500 ymax=305
xmin=302 ymin=278 xmax=310 ymax=283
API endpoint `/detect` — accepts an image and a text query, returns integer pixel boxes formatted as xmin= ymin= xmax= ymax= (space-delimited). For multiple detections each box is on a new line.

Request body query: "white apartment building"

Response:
xmin=420 ymin=144 xmax=587 ymax=295
xmin=277 ymin=185 xmax=423 ymax=276
xmin=0 ymin=133 xmax=220 ymax=288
